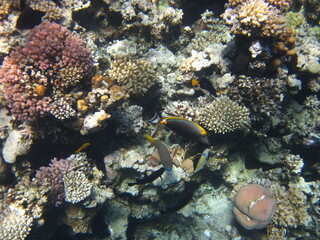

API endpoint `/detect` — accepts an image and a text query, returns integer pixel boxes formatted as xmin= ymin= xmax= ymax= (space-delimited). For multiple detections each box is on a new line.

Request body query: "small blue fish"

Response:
xmin=194 ymin=148 xmax=210 ymax=173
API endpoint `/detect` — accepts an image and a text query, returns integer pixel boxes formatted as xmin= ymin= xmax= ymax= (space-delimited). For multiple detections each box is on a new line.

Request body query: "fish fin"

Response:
xmin=191 ymin=79 xmax=199 ymax=86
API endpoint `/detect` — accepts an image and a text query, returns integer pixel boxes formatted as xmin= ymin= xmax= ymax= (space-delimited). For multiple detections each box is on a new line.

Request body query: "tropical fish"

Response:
xmin=128 ymin=167 xmax=165 ymax=186
xmin=191 ymin=78 xmax=216 ymax=96
xmin=194 ymin=148 xmax=210 ymax=173
xmin=75 ymin=143 xmax=91 ymax=153
xmin=160 ymin=117 xmax=210 ymax=144
xmin=148 ymin=112 xmax=161 ymax=124
xmin=145 ymin=134 xmax=173 ymax=171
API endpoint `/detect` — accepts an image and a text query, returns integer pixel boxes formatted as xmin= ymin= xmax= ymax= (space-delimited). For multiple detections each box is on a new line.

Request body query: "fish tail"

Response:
xmin=145 ymin=134 xmax=156 ymax=143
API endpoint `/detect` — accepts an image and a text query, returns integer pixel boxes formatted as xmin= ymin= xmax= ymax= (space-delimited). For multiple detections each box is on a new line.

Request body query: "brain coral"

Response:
xmin=198 ymin=95 xmax=250 ymax=134
xmin=0 ymin=22 xmax=93 ymax=121
xmin=233 ymin=184 xmax=276 ymax=230
xmin=108 ymin=57 xmax=157 ymax=96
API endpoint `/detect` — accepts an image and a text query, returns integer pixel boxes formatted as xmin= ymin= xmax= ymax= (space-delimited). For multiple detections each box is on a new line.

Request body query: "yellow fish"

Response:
xmin=75 ymin=143 xmax=91 ymax=153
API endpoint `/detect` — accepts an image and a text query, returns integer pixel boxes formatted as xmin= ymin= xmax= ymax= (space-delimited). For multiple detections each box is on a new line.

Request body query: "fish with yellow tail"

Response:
xmin=145 ymin=134 xmax=173 ymax=171
xmin=160 ymin=117 xmax=210 ymax=144
xmin=194 ymin=148 xmax=210 ymax=173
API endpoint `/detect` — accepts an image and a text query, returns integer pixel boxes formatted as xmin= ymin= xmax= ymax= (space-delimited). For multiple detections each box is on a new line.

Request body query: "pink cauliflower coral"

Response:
xmin=0 ymin=22 xmax=93 ymax=121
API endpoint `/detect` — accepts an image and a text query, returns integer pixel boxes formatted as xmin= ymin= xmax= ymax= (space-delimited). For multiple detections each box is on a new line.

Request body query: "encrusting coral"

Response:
xmin=198 ymin=95 xmax=250 ymax=134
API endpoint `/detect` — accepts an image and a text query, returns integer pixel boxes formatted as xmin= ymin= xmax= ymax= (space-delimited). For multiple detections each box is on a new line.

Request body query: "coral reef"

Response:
xmin=0 ymin=0 xmax=318 ymax=239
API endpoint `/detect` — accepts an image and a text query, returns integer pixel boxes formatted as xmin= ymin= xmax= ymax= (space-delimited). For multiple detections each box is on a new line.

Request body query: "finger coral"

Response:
xmin=233 ymin=184 xmax=276 ymax=230
xmin=64 ymin=170 xmax=93 ymax=204
xmin=222 ymin=0 xmax=291 ymax=40
xmin=0 ymin=22 xmax=93 ymax=121
xmin=0 ymin=203 xmax=33 ymax=240
xmin=108 ymin=57 xmax=157 ymax=96
xmin=198 ymin=95 xmax=250 ymax=134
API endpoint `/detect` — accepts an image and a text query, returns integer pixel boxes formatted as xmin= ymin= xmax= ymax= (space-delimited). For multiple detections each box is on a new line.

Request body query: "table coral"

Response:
xmin=0 ymin=22 xmax=93 ymax=122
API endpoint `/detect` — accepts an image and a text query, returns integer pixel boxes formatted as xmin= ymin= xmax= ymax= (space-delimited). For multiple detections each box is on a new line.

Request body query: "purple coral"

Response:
xmin=0 ymin=22 xmax=93 ymax=121
xmin=34 ymin=157 xmax=74 ymax=207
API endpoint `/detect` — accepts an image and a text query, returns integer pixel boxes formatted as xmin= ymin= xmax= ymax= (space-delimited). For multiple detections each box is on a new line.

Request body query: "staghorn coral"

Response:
xmin=222 ymin=0 xmax=291 ymax=40
xmin=108 ymin=57 xmax=157 ymax=96
xmin=0 ymin=22 xmax=93 ymax=122
xmin=198 ymin=95 xmax=250 ymax=134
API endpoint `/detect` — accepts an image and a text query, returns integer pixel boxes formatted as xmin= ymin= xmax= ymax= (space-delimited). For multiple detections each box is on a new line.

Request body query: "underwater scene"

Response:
xmin=0 ymin=0 xmax=319 ymax=239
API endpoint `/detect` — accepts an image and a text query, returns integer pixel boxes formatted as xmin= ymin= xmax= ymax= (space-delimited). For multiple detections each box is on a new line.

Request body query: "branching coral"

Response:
xmin=26 ymin=0 xmax=90 ymax=25
xmin=270 ymin=182 xmax=312 ymax=228
xmin=227 ymin=75 xmax=286 ymax=118
xmin=222 ymin=0 xmax=291 ymax=40
xmin=198 ymin=95 xmax=250 ymax=134
xmin=34 ymin=157 xmax=74 ymax=207
xmin=64 ymin=170 xmax=93 ymax=204
xmin=0 ymin=203 xmax=33 ymax=240
xmin=108 ymin=57 xmax=157 ymax=96
xmin=0 ymin=22 xmax=93 ymax=121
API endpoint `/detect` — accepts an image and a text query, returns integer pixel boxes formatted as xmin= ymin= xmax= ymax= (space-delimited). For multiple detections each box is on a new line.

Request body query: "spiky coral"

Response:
xmin=198 ymin=96 xmax=250 ymax=134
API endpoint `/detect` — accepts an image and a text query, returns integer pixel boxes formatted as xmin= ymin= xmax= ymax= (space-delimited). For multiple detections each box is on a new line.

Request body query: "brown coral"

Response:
xmin=108 ymin=57 xmax=157 ymax=96
xmin=270 ymin=182 xmax=311 ymax=228
xmin=222 ymin=0 xmax=291 ymax=40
